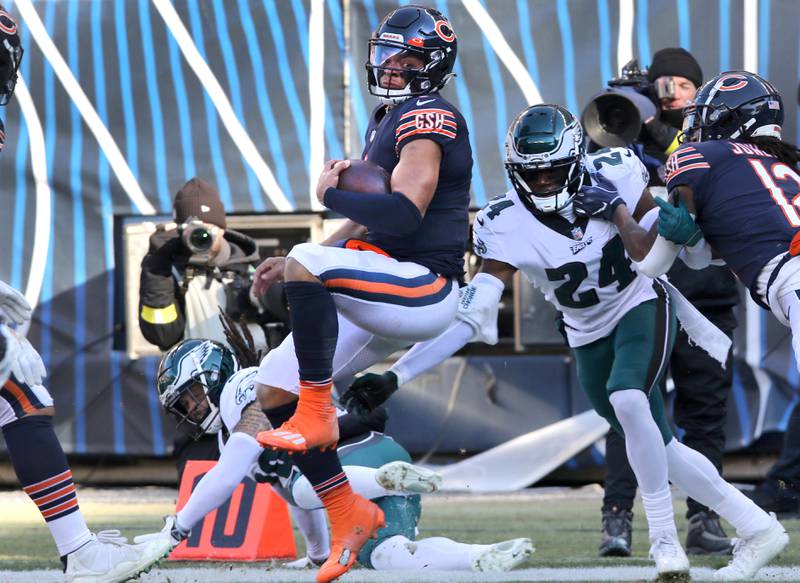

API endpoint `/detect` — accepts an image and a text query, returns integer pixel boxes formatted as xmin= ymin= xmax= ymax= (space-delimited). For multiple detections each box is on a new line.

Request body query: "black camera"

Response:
xmin=582 ymin=59 xmax=658 ymax=147
xmin=178 ymin=218 xmax=220 ymax=255
xmin=223 ymin=275 xmax=290 ymax=349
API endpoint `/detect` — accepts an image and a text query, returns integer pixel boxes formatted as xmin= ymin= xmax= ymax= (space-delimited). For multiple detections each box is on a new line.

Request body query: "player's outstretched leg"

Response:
xmin=258 ymin=276 xmax=339 ymax=452
xmin=262 ymin=400 xmax=385 ymax=583
xmin=665 ymin=439 xmax=789 ymax=580
xmin=3 ymin=413 xmax=167 ymax=582
xmin=609 ymin=390 xmax=690 ymax=578
xmin=368 ymin=535 xmax=533 ymax=572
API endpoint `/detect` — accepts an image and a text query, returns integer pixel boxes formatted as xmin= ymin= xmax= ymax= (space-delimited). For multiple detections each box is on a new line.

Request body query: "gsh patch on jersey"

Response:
xmin=395 ymin=107 xmax=457 ymax=151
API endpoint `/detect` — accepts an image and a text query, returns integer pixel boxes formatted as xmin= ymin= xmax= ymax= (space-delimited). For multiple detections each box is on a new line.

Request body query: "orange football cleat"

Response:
xmin=257 ymin=384 xmax=339 ymax=452
xmin=316 ymin=493 xmax=385 ymax=583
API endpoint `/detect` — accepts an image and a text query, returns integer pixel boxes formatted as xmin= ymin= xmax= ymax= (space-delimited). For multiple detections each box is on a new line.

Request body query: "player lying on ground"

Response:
xmin=342 ymin=104 xmax=789 ymax=581
xmin=134 ymin=338 xmax=532 ymax=572
xmin=249 ymin=6 xmax=473 ymax=581
xmin=272 ymin=430 xmax=533 ymax=573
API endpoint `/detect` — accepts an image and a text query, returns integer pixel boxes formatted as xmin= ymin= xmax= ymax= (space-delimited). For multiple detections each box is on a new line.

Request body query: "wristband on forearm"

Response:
xmin=323 ymin=187 xmax=423 ymax=236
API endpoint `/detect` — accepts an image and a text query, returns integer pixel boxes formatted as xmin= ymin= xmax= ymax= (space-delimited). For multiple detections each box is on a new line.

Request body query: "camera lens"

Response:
xmin=189 ymin=227 xmax=213 ymax=252
xmin=601 ymin=103 xmax=629 ymax=134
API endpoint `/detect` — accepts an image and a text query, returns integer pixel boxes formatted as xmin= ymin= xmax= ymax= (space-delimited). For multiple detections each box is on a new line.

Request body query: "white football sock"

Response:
xmin=289 ymin=506 xmax=329 ymax=562
xmin=666 ymin=439 xmax=771 ymax=537
xmin=369 ymin=535 xmax=486 ymax=571
xmin=50 ymin=510 xmax=94 ymax=557
xmin=609 ymin=390 xmax=676 ymax=539
xmin=292 ymin=465 xmax=398 ymax=510
xmin=641 ymin=487 xmax=677 ymax=540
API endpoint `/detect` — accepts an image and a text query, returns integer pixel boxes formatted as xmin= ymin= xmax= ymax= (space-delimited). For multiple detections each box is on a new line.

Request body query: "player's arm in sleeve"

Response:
xmin=639 ymin=143 xmax=717 ymax=271
xmin=134 ymin=401 xmax=268 ymax=548
xmin=138 ymin=230 xmax=188 ymax=350
xmin=322 ymin=102 xmax=461 ymax=236
xmin=341 ymin=214 xmax=516 ymax=415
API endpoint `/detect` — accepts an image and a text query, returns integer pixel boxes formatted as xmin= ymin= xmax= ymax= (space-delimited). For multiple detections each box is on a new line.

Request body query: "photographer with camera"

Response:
xmin=138 ymin=177 xmax=265 ymax=352
xmin=587 ymin=49 xmax=740 ymax=559
xmin=138 ymin=178 xmax=267 ymax=477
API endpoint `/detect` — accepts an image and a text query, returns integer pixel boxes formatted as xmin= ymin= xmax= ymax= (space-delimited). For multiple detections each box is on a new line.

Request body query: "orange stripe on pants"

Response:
xmin=3 ymin=380 xmax=36 ymax=414
xmin=324 ymin=276 xmax=447 ymax=299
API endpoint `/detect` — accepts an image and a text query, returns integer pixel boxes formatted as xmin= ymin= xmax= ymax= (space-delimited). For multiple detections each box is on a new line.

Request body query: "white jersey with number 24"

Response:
xmin=472 ymin=147 xmax=657 ymax=347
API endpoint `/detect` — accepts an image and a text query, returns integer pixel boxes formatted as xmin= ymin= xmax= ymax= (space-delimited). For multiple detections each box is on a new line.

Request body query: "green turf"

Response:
xmin=1 ymin=489 xmax=798 ymax=575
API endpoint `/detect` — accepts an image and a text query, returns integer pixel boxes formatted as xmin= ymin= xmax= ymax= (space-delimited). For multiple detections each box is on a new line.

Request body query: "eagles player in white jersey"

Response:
xmin=135 ymin=339 xmax=533 ymax=573
xmin=342 ymin=104 xmax=787 ymax=581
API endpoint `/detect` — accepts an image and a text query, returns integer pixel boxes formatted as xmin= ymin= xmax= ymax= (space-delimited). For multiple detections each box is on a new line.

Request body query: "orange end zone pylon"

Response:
xmin=168 ymin=460 xmax=296 ymax=561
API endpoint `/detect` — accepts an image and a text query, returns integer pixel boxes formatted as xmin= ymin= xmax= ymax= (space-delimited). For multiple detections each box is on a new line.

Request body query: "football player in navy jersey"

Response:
xmin=576 ymin=70 xmax=794 ymax=579
xmin=248 ymin=5 xmax=472 ymax=582
xmin=640 ymin=72 xmax=800 ymax=367
xmin=0 ymin=9 xmax=168 ymax=582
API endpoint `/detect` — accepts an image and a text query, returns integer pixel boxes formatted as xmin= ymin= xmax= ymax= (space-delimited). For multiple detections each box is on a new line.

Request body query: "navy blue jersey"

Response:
xmin=666 ymin=140 xmax=800 ymax=291
xmin=360 ymin=92 xmax=472 ymax=278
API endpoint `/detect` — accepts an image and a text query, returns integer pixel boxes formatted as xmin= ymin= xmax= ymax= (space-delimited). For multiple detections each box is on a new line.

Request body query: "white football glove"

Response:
xmin=0 ymin=325 xmax=21 ymax=387
xmin=0 ymin=281 xmax=32 ymax=326
xmin=133 ymin=515 xmax=190 ymax=550
xmin=11 ymin=331 xmax=46 ymax=387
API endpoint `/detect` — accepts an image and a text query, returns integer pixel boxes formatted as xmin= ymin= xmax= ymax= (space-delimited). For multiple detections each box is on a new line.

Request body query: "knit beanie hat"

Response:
xmin=648 ymin=48 xmax=703 ymax=88
xmin=173 ymin=177 xmax=226 ymax=229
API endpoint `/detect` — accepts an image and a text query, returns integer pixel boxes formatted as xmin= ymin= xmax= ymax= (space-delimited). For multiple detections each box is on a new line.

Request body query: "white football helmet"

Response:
xmin=504 ymin=104 xmax=586 ymax=214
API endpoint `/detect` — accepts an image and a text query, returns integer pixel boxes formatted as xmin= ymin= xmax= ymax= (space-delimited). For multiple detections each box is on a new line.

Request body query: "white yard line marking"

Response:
xmin=3 ymin=566 xmax=800 ymax=582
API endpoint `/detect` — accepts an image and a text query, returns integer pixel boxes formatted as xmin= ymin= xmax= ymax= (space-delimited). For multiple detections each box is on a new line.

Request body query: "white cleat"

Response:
xmin=649 ymin=532 xmax=690 ymax=578
xmin=284 ymin=555 xmax=326 ymax=569
xmin=375 ymin=461 xmax=442 ymax=494
xmin=713 ymin=514 xmax=789 ymax=581
xmin=65 ymin=530 xmax=171 ymax=583
xmin=472 ymin=538 xmax=535 ymax=572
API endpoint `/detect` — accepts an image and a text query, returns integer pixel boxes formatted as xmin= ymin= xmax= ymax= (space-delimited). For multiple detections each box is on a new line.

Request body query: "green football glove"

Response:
xmin=340 ymin=371 xmax=399 ymax=416
xmin=654 ymin=197 xmax=702 ymax=246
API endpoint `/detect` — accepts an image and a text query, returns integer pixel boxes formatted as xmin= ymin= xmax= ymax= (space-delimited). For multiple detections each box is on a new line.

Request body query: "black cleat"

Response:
xmin=685 ymin=510 xmax=734 ymax=555
xmin=599 ymin=506 xmax=633 ymax=557
xmin=744 ymin=480 xmax=800 ymax=518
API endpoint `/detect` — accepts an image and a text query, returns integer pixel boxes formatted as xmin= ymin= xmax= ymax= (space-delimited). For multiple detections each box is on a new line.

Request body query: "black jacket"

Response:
xmin=138 ymin=226 xmax=260 ymax=351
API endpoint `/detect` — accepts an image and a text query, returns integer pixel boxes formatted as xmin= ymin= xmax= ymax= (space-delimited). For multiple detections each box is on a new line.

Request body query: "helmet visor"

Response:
xmin=174 ymin=382 xmax=211 ymax=423
xmin=369 ymin=41 xmax=425 ymax=89
xmin=0 ymin=44 xmax=22 ymax=106
xmin=512 ymin=163 xmax=573 ymax=197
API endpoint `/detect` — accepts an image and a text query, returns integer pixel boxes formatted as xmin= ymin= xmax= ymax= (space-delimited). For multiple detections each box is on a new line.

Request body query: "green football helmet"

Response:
xmin=505 ymin=104 xmax=586 ymax=214
xmin=156 ymin=339 xmax=238 ymax=439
